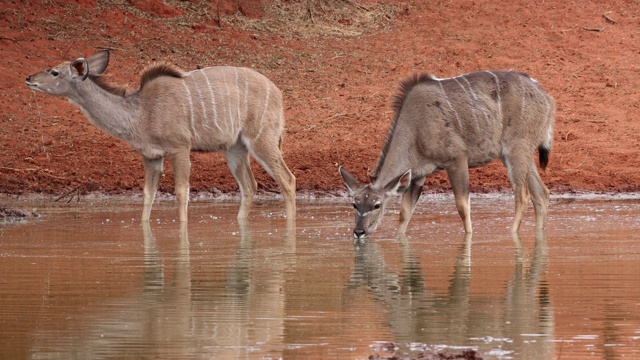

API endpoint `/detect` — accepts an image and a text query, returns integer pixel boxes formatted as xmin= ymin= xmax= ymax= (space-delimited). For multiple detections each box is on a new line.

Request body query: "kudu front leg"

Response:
xmin=171 ymin=150 xmax=192 ymax=222
xmin=447 ymin=159 xmax=473 ymax=233
xmin=397 ymin=175 xmax=426 ymax=235
xmin=142 ymin=157 xmax=164 ymax=222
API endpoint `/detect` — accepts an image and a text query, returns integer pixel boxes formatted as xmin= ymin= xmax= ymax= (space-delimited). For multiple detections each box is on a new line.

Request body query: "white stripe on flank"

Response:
xmin=486 ymin=71 xmax=502 ymax=123
xmin=519 ymin=74 xmax=527 ymax=121
xmin=256 ymin=77 xmax=271 ymax=140
xmin=234 ymin=68 xmax=241 ymax=125
xmin=202 ymin=70 xmax=222 ymax=132
xmin=437 ymin=80 xmax=462 ymax=130
xmin=181 ymin=80 xmax=197 ymax=141
xmin=190 ymin=71 xmax=213 ymax=131
xmin=223 ymin=70 xmax=235 ymax=134
xmin=453 ymin=76 xmax=479 ymax=131
xmin=461 ymin=75 xmax=490 ymax=124
xmin=244 ymin=71 xmax=249 ymax=122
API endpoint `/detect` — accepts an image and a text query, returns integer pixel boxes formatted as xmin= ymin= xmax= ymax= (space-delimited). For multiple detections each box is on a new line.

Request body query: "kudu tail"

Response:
xmin=538 ymin=145 xmax=550 ymax=171
xmin=538 ymin=124 xmax=553 ymax=171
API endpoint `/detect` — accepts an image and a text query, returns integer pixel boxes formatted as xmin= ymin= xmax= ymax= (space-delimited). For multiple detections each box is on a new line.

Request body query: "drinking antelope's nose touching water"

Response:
xmin=340 ymin=72 xmax=554 ymax=239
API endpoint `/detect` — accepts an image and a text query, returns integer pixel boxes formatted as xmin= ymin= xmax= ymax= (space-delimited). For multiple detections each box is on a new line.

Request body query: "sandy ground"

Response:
xmin=2 ymin=0 xmax=640 ymax=199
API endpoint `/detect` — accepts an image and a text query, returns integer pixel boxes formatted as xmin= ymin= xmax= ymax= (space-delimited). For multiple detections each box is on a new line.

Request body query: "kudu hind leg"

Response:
xmin=224 ymin=141 xmax=258 ymax=220
xmin=398 ymin=175 xmax=426 ymax=235
xmin=447 ymin=158 xmax=473 ymax=233
xmin=171 ymin=150 xmax=192 ymax=222
xmin=246 ymin=137 xmax=296 ymax=219
xmin=527 ymin=163 xmax=550 ymax=230
xmin=142 ymin=157 xmax=163 ymax=221
xmin=503 ymin=155 xmax=531 ymax=233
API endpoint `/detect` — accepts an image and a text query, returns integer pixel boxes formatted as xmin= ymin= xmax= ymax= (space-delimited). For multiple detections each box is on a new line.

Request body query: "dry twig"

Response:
xmin=54 ymin=187 xmax=79 ymax=203
xmin=603 ymin=12 xmax=618 ymax=24
xmin=0 ymin=36 xmax=19 ymax=42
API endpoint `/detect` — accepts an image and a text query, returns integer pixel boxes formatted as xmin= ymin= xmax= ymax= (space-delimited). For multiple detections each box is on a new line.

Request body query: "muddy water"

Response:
xmin=1 ymin=195 xmax=640 ymax=359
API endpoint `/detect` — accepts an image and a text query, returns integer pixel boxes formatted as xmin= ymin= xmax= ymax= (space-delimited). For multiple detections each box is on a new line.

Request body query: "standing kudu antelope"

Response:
xmin=25 ymin=49 xmax=296 ymax=222
xmin=340 ymin=70 xmax=555 ymax=238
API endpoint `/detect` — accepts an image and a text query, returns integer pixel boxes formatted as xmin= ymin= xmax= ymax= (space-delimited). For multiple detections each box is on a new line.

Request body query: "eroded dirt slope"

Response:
xmin=2 ymin=0 xmax=640 ymax=197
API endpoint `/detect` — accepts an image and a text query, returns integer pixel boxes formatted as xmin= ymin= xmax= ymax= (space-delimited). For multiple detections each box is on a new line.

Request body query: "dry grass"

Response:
xmin=226 ymin=0 xmax=406 ymax=37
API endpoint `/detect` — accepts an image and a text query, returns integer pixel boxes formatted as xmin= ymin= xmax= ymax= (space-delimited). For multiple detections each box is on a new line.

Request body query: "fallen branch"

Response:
xmin=583 ymin=27 xmax=604 ymax=32
xmin=37 ymin=169 xmax=68 ymax=180
xmin=54 ymin=187 xmax=79 ymax=204
xmin=0 ymin=36 xmax=19 ymax=42
xmin=2 ymin=166 xmax=70 ymax=180
xmin=0 ymin=166 xmax=39 ymax=172
xmin=603 ymin=13 xmax=618 ymax=24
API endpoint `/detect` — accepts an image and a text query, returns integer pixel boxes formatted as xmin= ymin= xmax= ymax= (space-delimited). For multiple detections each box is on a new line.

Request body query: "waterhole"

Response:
xmin=1 ymin=194 xmax=639 ymax=359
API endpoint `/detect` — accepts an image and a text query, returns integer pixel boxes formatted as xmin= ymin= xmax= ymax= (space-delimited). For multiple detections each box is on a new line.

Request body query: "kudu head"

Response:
xmin=25 ymin=50 xmax=110 ymax=96
xmin=339 ymin=166 xmax=411 ymax=239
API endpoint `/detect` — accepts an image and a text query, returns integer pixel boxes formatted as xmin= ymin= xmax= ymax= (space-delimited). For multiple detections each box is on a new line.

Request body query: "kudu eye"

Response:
xmin=352 ymin=203 xmax=357 ymax=210
xmin=373 ymin=203 xmax=381 ymax=210
xmin=50 ymin=70 xmax=59 ymax=77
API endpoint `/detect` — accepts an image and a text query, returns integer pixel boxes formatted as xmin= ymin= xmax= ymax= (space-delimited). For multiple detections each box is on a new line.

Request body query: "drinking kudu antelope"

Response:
xmin=25 ymin=50 xmax=296 ymax=222
xmin=340 ymin=71 xmax=555 ymax=238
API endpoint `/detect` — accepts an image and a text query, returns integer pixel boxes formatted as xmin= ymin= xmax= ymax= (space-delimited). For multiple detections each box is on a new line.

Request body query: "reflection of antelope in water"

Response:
xmin=344 ymin=234 xmax=471 ymax=345
xmin=343 ymin=232 xmax=553 ymax=357
xmin=30 ymin=220 xmax=296 ymax=358
xmin=29 ymin=222 xmax=193 ymax=358
xmin=200 ymin=219 xmax=297 ymax=358
xmin=25 ymin=50 xmax=296 ymax=222
xmin=503 ymin=231 xmax=554 ymax=359
xmin=340 ymin=71 xmax=555 ymax=238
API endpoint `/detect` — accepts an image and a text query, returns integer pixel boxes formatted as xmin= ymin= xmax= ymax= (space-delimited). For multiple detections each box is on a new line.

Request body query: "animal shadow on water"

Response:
xmin=340 ymin=70 xmax=555 ymax=239
xmin=344 ymin=231 xmax=553 ymax=360
xmin=25 ymin=49 xmax=296 ymax=223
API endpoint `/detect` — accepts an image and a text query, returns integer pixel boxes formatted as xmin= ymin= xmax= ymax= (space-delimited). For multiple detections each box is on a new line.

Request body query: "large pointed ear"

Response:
xmin=70 ymin=58 xmax=89 ymax=81
xmin=86 ymin=49 xmax=110 ymax=75
xmin=383 ymin=169 xmax=412 ymax=195
xmin=339 ymin=166 xmax=362 ymax=194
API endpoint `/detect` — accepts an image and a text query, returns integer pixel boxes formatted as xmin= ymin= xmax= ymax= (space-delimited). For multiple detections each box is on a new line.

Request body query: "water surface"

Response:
xmin=1 ymin=195 xmax=639 ymax=359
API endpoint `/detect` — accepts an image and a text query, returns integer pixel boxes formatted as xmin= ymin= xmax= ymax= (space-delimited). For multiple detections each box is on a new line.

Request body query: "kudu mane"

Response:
xmin=140 ymin=63 xmax=184 ymax=88
xmin=371 ymin=73 xmax=434 ymax=182
xmin=87 ymin=63 xmax=184 ymax=97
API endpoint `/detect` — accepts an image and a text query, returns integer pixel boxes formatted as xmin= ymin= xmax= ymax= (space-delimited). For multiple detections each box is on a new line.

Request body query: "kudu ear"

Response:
xmin=86 ymin=49 xmax=110 ymax=75
xmin=383 ymin=169 xmax=412 ymax=195
xmin=70 ymin=50 xmax=109 ymax=82
xmin=70 ymin=58 xmax=89 ymax=81
xmin=339 ymin=166 xmax=362 ymax=194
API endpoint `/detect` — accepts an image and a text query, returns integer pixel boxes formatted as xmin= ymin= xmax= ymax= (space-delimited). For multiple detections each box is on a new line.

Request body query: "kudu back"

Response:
xmin=340 ymin=70 xmax=555 ymax=238
xmin=25 ymin=50 xmax=296 ymax=222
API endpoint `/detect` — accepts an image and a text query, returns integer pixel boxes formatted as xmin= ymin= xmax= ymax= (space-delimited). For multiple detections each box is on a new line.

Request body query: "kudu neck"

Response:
xmin=371 ymin=157 xmax=412 ymax=190
xmin=69 ymin=79 xmax=139 ymax=141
